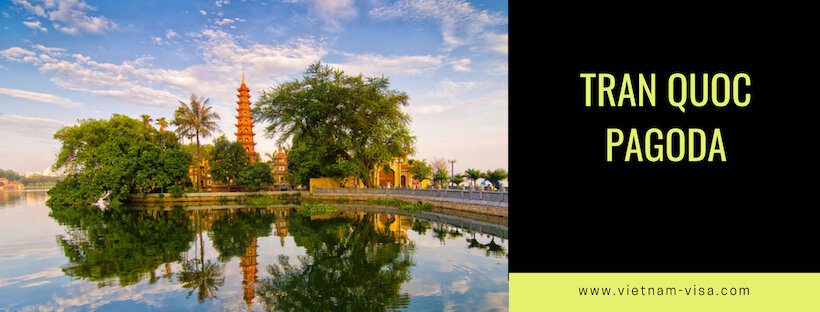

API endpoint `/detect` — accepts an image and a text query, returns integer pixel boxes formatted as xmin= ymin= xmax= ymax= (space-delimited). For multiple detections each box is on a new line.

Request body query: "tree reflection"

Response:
xmin=48 ymin=204 xmax=194 ymax=287
xmin=209 ymin=208 xmax=276 ymax=262
xmin=176 ymin=209 xmax=226 ymax=303
xmin=178 ymin=259 xmax=225 ymax=303
xmin=256 ymin=213 xmax=414 ymax=312
xmin=466 ymin=233 xmax=507 ymax=258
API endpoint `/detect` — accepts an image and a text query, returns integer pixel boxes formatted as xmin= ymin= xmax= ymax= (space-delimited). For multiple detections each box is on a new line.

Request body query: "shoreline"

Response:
xmin=126 ymin=190 xmax=508 ymax=218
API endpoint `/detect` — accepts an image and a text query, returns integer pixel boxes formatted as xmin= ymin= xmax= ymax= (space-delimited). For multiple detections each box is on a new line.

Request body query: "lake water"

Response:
xmin=0 ymin=191 xmax=508 ymax=311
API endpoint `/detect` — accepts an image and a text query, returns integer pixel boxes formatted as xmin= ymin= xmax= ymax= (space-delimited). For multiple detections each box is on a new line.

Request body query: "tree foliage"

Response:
xmin=482 ymin=169 xmax=508 ymax=188
xmin=463 ymin=168 xmax=483 ymax=188
xmin=48 ymin=114 xmax=190 ymax=209
xmin=235 ymin=162 xmax=275 ymax=191
xmin=0 ymin=169 xmax=22 ymax=181
xmin=407 ymin=159 xmax=432 ymax=182
xmin=208 ymin=136 xmax=249 ymax=185
xmin=254 ymin=62 xmax=415 ymax=187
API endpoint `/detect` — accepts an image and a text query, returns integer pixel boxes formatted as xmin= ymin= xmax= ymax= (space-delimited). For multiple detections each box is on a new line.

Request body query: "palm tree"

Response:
xmin=171 ymin=107 xmax=190 ymax=144
xmin=177 ymin=94 xmax=221 ymax=191
xmin=482 ymin=169 xmax=508 ymax=189
xmin=156 ymin=117 xmax=169 ymax=151
xmin=178 ymin=210 xmax=225 ymax=303
xmin=140 ymin=114 xmax=153 ymax=130
xmin=156 ymin=117 xmax=168 ymax=132
xmin=464 ymin=168 xmax=482 ymax=189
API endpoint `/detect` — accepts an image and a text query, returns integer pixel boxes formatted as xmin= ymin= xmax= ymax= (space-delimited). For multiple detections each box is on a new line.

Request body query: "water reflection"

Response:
xmin=37 ymin=198 xmax=507 ymax=311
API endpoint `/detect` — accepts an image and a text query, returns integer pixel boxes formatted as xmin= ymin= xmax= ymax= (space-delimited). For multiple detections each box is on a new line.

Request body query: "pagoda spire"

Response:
xmin=236 ymin=73 xmax=256 ymax=162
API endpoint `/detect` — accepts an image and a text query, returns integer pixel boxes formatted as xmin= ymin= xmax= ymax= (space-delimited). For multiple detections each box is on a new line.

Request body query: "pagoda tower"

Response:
xmin=236 ymin=73 xmax=257 ymax=162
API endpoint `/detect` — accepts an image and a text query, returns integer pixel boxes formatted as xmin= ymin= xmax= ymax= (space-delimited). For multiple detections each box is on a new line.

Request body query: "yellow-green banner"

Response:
xmin=510 ymin=273 xmax=820 ymax=311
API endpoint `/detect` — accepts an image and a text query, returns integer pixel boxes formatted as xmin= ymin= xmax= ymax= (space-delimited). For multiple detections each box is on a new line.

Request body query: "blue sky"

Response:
xmin=0 ymin=0 xmax=508 ymax=177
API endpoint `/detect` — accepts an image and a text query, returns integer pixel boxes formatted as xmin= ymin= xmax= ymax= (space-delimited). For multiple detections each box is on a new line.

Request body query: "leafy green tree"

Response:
xmin=0 ymin=169 xmax=22 ymax=181
xmin=209 ymin=136 xmax=250 ymax=185
xmin=48 ymin=114 xmax=189 ymax=209
xmin=464 ymin=168 xmax=483 ymax=188
xmin=176 ymin=94 xmax=221 ymax=191
xmin=407 ymin=159 xmax=432 ymax=184
xmin=235 ymin=162 xmax=275 ymax=191
xmin=482 ymin=169 xmax=508 ymax=188
xmin=254 ymin=62 xmax=415 ymax=187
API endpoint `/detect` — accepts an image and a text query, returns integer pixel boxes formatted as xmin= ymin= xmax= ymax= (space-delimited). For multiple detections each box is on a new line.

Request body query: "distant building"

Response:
xmin=0 ymin=177 xmax=24 ymax=190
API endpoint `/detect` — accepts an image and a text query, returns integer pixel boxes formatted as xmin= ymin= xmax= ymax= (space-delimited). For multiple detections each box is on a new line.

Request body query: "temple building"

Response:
xmin=372 ymin=154 xmax=429 ymax=188
xmin=271 ymin=148 xmax=290 ymax=190
xmin=236 ymin=73 xmax=257 ymax=162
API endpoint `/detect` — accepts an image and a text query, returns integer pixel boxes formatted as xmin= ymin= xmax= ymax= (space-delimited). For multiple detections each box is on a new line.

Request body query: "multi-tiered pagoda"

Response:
xmin=236 ymin=73 xmax=257 ymax=162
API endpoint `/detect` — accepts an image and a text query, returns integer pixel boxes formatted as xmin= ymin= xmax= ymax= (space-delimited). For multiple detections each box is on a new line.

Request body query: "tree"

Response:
xmin=171 ymin=107 xmax=191 ymax=144
xmin=432 ymin=169 xmax=449 ymax=188
xmin=449 ymin=174 xmax=465 ymax=187
xmin=482 ymin=169 xmax=508 ymax=189
xmin=464 ymin=168 xmax=482 ymax=189
xmin=140 ymin=114 xmax=153 ymax=130
xmin=235 ymin=162 xmax=274 ymax=191
xmin=48 ymin=114 xmax=189 ymax=209
xmin=0 ymin=169 xmax=21 ymax=181
xmin=407 ymin=159 xmax=432 ymax=184
xmin=176 ymin=94 xmax=221 ymax=191
xmin=254 ymin=62 xmax=415 ymax=187
xmin=208 ymin=136 xmax=249 ymax=185
xmin=155 ymin=117 xmax=168 ymax=132
xmin=430 ymin=158 xmax=448 ymax=175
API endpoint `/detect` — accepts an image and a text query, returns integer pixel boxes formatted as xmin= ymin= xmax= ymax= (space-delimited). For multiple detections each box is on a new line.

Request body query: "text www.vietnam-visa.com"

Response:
xmin=578 ymin=285 xmax=750 ymax=296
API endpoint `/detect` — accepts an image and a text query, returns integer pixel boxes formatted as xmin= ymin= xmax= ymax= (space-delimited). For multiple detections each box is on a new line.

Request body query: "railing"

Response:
xmin=313 ymin=187 xmax=508 ymax=205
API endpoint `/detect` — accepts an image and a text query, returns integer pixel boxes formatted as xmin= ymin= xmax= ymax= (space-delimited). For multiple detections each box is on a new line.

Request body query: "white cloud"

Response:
xmin=0 ymin=87 xmax=84 ymax=108
xmin=483 ymin=32 xmax=507 ymax=55
xmin=0 ymin=46 xmax=37 ymax=62
xmin=0 ymin=31 xmax=326 ymax=110
xmin=11 ymin=0 xmax=46 ymax=17
xmin=426 ymin=79 xmax=481 ymax=98
xmin=22 ymin=19 xmax=47 ymax=31
xmin=0 ymin=114 xmax=67 ymax=139
xmin=313 ymin=0 xmax=358 ymax=31
xmin=451 ymin=58 xmax=471 ymax=72
xmin=214 ymin=17 xmax=244 ymax=26
xmin=199 ymin=9 xmax=207 ymax=15
xmin=369 ymin=0 xmax=506 ymax=51
xmin=333 ymin=52 xmax=443 ymax=77
xmin=12 ymin=0 xmax=116 ymax=35
xmin=406 ymin=104 xmax=445 ymax=115
xmin=165 ymin=29 xmax=179 ymax=40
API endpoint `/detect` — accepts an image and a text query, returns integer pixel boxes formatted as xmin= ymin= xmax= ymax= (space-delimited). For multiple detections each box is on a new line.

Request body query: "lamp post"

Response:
xmin=448 ymin=159 xmax=456 ymax=188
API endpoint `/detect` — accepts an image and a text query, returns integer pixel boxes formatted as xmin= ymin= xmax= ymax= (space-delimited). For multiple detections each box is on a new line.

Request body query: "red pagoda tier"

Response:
xmin=235 ymin=73 xmax=257 ymax=162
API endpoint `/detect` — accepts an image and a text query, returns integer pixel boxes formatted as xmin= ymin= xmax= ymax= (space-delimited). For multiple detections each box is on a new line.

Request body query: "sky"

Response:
xmin=0 ymin=0 xmax=508 ymax=177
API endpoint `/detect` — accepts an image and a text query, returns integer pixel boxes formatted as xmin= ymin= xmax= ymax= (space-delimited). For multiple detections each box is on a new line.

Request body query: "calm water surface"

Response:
xmin=0 ymin=191 xmax=508 ymax=311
